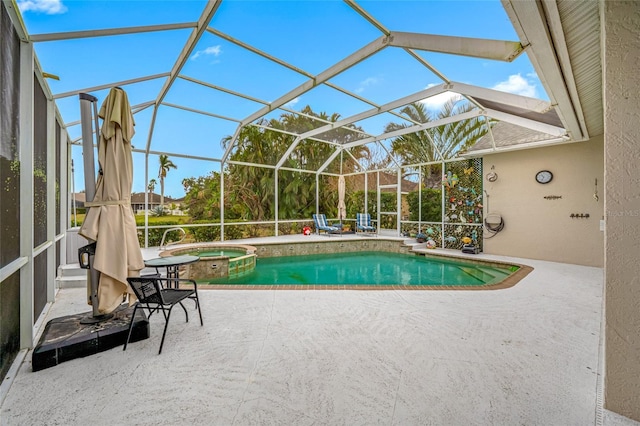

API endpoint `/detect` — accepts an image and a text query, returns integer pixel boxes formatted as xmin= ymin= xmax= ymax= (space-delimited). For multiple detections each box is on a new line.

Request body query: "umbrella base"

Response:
xmin=79 ymin=312 xmax=114 ymax=324
xmin=32 ymin=304 xmax=149 ymax=372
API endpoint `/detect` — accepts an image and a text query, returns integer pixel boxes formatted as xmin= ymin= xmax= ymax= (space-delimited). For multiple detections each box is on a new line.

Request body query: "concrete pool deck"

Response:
xmin=1 ymin=236 xmax=639 ymax=425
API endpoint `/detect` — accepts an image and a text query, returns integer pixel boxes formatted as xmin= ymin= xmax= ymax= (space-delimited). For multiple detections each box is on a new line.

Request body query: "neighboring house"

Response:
xmin=130 ymin=192 xmax=185 ymax=215
xmin=73 ymin=192 xmax=186 ymax=215
xmin=70 ymin=192 xmax=85 ymax=210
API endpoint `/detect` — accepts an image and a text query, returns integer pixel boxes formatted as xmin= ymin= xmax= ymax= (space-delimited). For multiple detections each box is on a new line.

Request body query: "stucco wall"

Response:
xmin=602 ymin=0 xmax=640 ymax=421
xmin=481 ymin=138 xmax=604 ymax=267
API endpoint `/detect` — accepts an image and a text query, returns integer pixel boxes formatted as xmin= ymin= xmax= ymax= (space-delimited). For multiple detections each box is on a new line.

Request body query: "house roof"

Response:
xmin=130 ymin=192 xmax=177 ymax=204
xmin=465 ymin=121 xmax=562 ymax=154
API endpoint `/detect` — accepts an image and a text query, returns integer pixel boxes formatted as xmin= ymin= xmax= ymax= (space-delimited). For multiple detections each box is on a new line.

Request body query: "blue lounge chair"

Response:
xmin=356 ymin=213 xmax=377 ymax=236
xmin=313 ymin=214 xmax=341 ymax=236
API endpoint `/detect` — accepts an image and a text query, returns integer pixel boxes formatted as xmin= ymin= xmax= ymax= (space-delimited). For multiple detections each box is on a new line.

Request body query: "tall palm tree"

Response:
xmin=384 ymin=99 xmax=488 ymax=187
xmin=385 ymin=98 xmax=488 ymax=164
xmin=158 ymin=154 xmax=177 ymax=209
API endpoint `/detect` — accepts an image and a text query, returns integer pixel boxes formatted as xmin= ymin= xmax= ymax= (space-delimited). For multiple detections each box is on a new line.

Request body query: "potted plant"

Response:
xmin=416 ymin=232 xmax=427 ymax=243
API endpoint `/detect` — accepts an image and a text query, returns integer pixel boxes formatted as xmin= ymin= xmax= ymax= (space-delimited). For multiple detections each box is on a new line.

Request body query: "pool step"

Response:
xmin=458 ymin=266 xmax=511 ymax=284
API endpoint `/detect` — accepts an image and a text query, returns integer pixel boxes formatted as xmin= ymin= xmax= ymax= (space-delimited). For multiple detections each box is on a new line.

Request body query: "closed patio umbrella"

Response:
xmin=79 ymin=87 xmax=144 ymax=314
xmin=338 ymin=175 xmax=346 ymax=223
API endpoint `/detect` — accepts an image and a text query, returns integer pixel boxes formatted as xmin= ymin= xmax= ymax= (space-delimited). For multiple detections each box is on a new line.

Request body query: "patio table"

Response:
xmin=144 ymin=255 xmax=199 ymax=288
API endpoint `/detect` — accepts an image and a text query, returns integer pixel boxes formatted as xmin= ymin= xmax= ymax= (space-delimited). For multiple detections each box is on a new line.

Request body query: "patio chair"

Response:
xmin=124 ymin=276 xmax=203 ymax=354
xmin=312 ymin=214 xmax=341 ymax=236
xmin=356 ymin=213 xmax=377 ymax=236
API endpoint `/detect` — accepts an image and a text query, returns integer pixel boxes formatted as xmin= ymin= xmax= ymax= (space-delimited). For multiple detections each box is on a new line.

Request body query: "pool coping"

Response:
xmin=160 ymin=243 xmax=257 ymax=257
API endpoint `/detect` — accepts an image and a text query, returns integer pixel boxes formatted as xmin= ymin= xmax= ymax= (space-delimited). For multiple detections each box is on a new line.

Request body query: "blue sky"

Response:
xmin=18 ymin=0 xmax=543 ymax=199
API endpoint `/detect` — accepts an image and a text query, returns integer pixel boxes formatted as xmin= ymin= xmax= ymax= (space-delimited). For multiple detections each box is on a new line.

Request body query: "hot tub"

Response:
xmin=162 ymin=244 xmax=257 ymax=280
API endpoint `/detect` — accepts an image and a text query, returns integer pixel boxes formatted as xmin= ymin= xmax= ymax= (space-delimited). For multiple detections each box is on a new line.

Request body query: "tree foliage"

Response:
xmin=158 ymin=154 xmax=177 ymax=208
xmin=384 ymin=99 xmax=488 ymax=165
xmin=184 ymin=106 xmax=370 ymax=222
xmin=406 ymin=188 xmax=442 ymax=222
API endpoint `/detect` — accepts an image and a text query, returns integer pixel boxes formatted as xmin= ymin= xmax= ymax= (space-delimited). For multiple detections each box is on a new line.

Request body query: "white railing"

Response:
xmin=159 ymin=227 xmax=187 ymax=251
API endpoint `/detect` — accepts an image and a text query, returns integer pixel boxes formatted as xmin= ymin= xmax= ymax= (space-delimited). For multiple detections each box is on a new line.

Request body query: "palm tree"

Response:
xmin=384 ymin=99 xmax=488 ymax=187
xmin=158 ymin=155 xmax=177 ymax=210
xmin=147 ymin=178 xmax=157 ymax=193
xmin=385 ymin=99 xmax=488 ymax=163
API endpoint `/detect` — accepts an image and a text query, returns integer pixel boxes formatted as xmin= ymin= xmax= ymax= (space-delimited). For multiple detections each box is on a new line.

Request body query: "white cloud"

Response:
xmin=492 ymin=73 xmax=537 ymax=97
xmin=191 ymin=45 xmax=222 ymax=61
xmin=355 ymin=76 xmax=380 ymax=94
xmin=284 ymin=97 xmax=300 ymax=109
xmin=18 ymin=0 xmax=67 ymax=14
xmin=419 ymin=84 xmax=462 ymax=110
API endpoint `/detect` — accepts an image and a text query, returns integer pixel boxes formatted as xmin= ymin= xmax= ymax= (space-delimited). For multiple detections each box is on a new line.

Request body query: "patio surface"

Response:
xmin=1 ymin=236 xmax=638 ymax=425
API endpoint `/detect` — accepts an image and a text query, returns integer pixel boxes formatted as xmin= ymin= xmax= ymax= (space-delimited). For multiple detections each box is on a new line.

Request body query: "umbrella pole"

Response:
xmin=79 ymin=93 xmax=110 ymax=321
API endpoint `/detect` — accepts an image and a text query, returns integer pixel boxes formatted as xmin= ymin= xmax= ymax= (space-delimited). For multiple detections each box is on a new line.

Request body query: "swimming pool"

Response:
xmin=201 ymin=251 xmax=520 ymax=287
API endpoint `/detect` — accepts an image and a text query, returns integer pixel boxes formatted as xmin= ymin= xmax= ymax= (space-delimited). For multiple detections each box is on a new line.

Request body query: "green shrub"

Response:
xmin=279 ymin=222 xmax=304 ymax=235
xmin=223 ymin=224 xmax=245 ymax=240
xmin=407 ymin=188 xmax=442 ymax=222
xmin=189 ymin=221 xmax=221 ymax=242
xmin=135 ymin=218 xmax=187 ymax=247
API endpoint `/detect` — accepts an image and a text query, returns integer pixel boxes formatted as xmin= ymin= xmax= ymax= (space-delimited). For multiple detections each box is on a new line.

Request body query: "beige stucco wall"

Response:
xmin=481 ymin=138 xmax=604 ymax=267
xmin=602 ymin=1 xmax=640 ymax=421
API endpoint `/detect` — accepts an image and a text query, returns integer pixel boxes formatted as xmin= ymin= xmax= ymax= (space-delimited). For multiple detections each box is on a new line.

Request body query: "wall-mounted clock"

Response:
xmin=535 ymin=170 xmax=553 ymax=184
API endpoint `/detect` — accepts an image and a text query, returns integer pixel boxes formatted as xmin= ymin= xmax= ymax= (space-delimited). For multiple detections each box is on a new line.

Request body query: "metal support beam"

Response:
xmin=316 ymin=148 xmax=342 ymax=175
xmin=146 ymin=0 xmax=223 ymax=153
xmin=344 ymin=0 xmax=390 ymax=35
xmin=53 ymin=73 xmax=170 ymax=100
xmin=30 ymin=22 xmax=197 ymax=42
xmin=297 ymin=84 xmax=448 ymax=141
xmin=206 ymin=28 xmax=314 ymax=78
xmin=483 ymin=108 xmax=566 ymax=137
xmin=240 ymin=35 xmax=389 ymax=126
xmin=178 ymin=74 xmax=269 ymax=106
xmin=276 ymin=137 xmax=303 ymax=169
xmin=155 ymin=2 xmax=222 ymax=99
xmin=221 ymin=125 xmax=243 ymax=164
xmin=342 ymin=110 xmax=482 ymax=148
xmin=274 ymin=168 xmax=279 ymax=236
xmin=206 ymin=27 xmax=403 ymax=129
xmin=19 ymin=41 xmax=35 ymax=349
xmin=46 ymin=99 xmax=56 ymax=303
xmin=161 ymin=101 xmax=242 ymax=123
xmin=220 ymin=160 xmax=225 ymax=242
xmin=447 ymin=81 xmax=553 ymax=113
xmin=388 ymin=31 xmax=524 ymax=62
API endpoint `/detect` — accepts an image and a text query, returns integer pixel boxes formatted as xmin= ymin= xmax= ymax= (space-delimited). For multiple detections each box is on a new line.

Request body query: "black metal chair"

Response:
xmin=125 ymin=276 xmax=203 ymax=354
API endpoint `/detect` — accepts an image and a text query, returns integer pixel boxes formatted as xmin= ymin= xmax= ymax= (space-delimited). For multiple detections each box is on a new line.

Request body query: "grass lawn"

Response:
xmin=70 ymin=214 xmax=191 ymax=227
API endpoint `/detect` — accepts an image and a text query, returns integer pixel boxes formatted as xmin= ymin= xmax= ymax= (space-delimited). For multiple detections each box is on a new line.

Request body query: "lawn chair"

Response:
xmin=356 ymin=213 xmax=377 ymax=236
xmin=124 ymin=276 xmax=203 ymax=354
xmin=312 ymin=214 xmax=341 ymax=236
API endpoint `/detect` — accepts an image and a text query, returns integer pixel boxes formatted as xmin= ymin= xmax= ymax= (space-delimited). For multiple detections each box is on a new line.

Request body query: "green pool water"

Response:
xmin=202 ymin=251 xmax=515 ymax=286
